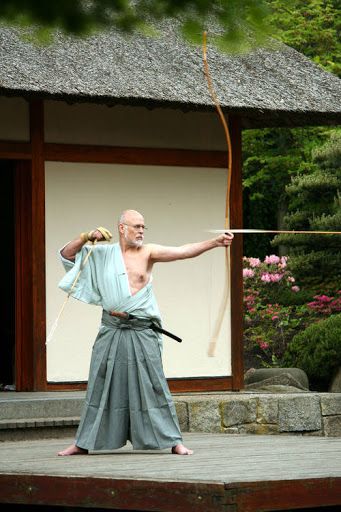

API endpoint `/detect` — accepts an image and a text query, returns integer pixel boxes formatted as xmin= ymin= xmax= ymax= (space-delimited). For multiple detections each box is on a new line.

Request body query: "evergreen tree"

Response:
xmin=267 ymin=0 xmax=341 ymax=77
xmin=242 ymin=127 xmax=332 ymax=258
xmin=271 ymin=129 xmax=341 ymax=293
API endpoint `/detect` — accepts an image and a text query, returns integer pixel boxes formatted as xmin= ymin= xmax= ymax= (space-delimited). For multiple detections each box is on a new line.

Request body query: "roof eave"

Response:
xmin=1 ymin=87 xmax=340 ymax=129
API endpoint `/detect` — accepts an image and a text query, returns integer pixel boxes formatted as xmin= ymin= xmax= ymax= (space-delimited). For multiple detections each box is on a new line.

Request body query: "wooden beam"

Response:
xmin=45 ymin=143 xmax=227 ymax=167
xmin=225 ymin=478 xmax=341 ymax=511
xmin=0 ymin=141 xmax=31 ymax=159
xmin=46 ymin=376 xmax=233 ymax=393
xmin=168 ymin=376 xmax=232 ymax=393
xmin=0 ymin=474 xmax=340 ymax=512
xmin=0 ymin=474 xmax=228 ymax=512
xmin=29 ymin=100 xmax=47 ymax=391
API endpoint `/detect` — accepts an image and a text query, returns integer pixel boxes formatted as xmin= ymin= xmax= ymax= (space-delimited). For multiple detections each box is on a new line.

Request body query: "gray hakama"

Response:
xmin=58 ymin=243 xmax=183 ymax=451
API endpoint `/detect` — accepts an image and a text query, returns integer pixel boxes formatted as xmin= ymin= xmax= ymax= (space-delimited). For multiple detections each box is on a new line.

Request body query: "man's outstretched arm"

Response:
xmin=149 ymin=233 xmax=233 ymax=263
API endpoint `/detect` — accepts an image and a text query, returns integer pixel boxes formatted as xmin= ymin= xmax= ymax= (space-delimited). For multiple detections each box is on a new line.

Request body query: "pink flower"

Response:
xmin=249 ymin=257 xmax=261 ymax=268
xmin=261 ymin=272 xmax=283 ymax=283
xmin=287 ymin=276 xmax=295 ymax=283
xmin=291 ymin=285 xmax=300 ymax=293
xmin=330 ymin=299 xmax=341 ymax=311
xmin=314 ymin=295 xmax=333 ymax=303
xmin=270 ymin=273 xmax=284 ymax=282
xmin=265 ymin=255 xmax=280 ymax=265
xmin=243 ymin=268 xmax=255 ymax=279
xmin=259 ymin=341 xmax=269 ymax=350
xmin=279 ymin=256 xmax=287 ymax=268
xmin=261 ymin=273 xmax=271 ymax=282
xmin=245 ymin=294 xmax=255 ymax=302
xmin=272 ymin=315 xmax=279 ymax=321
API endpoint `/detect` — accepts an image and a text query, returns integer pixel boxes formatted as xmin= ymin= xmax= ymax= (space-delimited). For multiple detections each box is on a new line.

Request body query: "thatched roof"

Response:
xmin=0 ymin=23 xmax=340 ymax=128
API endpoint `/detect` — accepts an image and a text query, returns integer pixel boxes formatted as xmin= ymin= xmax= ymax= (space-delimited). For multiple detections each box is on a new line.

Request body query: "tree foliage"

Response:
xmin=271 ymin=129 xmax=341 ymax=292
xmin=243 ymin=1 xmax=340 ymax=260
xmin=283 ymin=313 xmax=341 ymax=390
xmin=0 ymin=0 xmax=273 ymax=52
xmin=242 ymin=127 xmax=332 ymax=258
xmin=267 ymin=0 xmax=341 ymax=76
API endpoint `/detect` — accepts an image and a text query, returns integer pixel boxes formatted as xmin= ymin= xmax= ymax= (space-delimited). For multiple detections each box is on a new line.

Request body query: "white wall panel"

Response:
xmin=45 ymin=162 xmax=231 ymax=381
xmin=0 ymin=97 xmax=29 ymax=141
xmin=44 ymin=101 xmax=226 ymax=150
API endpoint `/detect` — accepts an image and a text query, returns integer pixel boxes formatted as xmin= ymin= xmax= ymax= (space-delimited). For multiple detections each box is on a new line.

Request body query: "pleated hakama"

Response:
xmin=76 ymin=312 xmax=183 ymax=451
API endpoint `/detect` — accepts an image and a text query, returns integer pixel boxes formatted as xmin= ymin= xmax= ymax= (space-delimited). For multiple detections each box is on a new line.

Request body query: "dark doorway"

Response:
xmin=0 ymin=160 xmax=15 ymax=390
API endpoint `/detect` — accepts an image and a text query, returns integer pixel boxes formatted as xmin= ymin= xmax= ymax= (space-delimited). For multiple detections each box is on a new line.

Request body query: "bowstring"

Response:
xmin=46 ymin=239 xmax=97 ymax=345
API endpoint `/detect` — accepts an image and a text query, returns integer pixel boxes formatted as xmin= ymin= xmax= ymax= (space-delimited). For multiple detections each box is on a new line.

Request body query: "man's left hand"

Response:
xmin=215 ymin=232 xmax=234 ymax=247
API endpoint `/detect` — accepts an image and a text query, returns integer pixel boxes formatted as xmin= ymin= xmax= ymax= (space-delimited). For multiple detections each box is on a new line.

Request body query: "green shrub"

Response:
xmin=282 ymin=314 xmax=341 ymax=391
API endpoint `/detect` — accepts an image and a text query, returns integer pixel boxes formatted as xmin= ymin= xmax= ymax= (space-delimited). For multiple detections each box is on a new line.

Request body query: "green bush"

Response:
xmin=283 ymin=314 xmax=341 ymax=391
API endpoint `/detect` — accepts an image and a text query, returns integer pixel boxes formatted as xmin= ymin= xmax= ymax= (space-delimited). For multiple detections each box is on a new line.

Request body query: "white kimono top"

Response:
xmin=58 ymin=242 xmax=162 ymax=323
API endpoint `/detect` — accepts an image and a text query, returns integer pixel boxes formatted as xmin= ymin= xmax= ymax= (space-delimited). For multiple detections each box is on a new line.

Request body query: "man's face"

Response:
xmin=121 ymin=213 xmax=146 ymax=248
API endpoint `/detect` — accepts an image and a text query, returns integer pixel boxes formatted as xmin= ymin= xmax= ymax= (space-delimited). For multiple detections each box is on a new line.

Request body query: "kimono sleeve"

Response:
xmin=58 ymin=245 xmax=103 ymax=306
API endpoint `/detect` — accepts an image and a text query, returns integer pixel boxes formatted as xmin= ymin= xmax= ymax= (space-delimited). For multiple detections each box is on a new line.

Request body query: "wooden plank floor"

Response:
xmin=0 ymin=433 xmax=340 ymax=511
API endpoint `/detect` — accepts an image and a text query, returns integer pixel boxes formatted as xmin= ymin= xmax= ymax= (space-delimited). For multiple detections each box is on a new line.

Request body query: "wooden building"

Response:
xmin=0 ymin=22 xmax=340 ymax=392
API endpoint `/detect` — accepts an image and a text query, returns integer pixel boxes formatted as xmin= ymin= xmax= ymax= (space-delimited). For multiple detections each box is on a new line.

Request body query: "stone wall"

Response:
xmin=1 ymin=391 xmax=340 ymax=441
xmin=173 ymin=392 xmax=341 ymax=437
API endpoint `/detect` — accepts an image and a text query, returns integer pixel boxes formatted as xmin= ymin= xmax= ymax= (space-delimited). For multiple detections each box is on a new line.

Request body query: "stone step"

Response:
xmin=0 ymin=391 xmax=84 ymax=421
xmin=0 ymin=416 xmax=80 ymax=429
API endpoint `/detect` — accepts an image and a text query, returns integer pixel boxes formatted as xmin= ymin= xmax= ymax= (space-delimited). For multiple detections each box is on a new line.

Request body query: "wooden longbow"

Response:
xmin=202 ymin=31 xmax=232 ymax=357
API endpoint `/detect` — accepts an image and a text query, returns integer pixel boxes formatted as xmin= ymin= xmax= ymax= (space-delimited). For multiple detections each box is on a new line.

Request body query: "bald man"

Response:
xmin=58 ymin=210 xmax=233 ymax=456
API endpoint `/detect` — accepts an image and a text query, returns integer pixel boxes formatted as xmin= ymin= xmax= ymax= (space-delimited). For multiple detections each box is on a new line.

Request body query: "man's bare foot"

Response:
xmin=58 ymin=444 xmax=88 ymax=456
xmin=171 ymin=444 xmax=193 ymax=455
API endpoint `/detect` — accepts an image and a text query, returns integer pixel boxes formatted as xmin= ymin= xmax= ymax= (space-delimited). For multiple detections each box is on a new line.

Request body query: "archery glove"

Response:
xmin=80 ymin=226 xmax=113 ymax=243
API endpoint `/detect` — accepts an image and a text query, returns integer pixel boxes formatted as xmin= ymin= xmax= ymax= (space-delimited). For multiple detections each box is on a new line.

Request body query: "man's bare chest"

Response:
xmin=122 ymin=252 xmax=151 ymax=289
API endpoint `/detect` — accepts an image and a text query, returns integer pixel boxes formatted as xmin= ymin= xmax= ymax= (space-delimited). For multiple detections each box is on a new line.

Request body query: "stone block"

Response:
xmin=188 ymin=400 xmax=221 ymax=433
xmin=0 ymin=397 xmax=83 ymax=420
xmin=302 ymin=430 xmax=323 ymax=436
xmin=238 ymin=423 xmax=280 ymax=435
xmin=321 ymin=394 xmax=341 ymax=416
xmin=257 ymin=396 xmax=279 ymax=424
xmin=323 ymin=415 xmax=341 ymax=437
xmin=244 ymin=368 xmax=309 ymax=389
xmin=223 ymin=427 xmax=239 ymax=434
xmin=175 ymin=401 xmax=189 ymax=432
xmin=221 ymin=398 xmax=257 ymax=427
xmin=278 ymin=395 xmax=321 ymax=432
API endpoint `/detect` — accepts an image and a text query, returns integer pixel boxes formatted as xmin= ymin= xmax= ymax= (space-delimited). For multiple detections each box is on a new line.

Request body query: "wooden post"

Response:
xmin=229 ymin=114 xmax=244 ymax=390
xmin=15 ymin=160 xmax=34 ymax=390
xmin=29 ymin=99 xmax=47 ymax=390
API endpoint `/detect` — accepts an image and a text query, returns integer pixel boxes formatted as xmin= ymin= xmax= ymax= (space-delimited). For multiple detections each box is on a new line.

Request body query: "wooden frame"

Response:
xmin=0 ymin=101 xmax=244 ymax=393
xmin=0 ymin=474 xmax=340 ymax=511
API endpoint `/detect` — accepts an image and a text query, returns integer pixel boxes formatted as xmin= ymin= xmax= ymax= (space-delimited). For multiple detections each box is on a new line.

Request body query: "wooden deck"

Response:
xmin=0 ymin=433 xmax=340 ymax=511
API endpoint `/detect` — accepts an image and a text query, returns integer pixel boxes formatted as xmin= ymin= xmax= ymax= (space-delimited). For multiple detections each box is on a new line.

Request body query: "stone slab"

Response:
xmin=278 ymin=395 xmax=322 ymax=432
xmin=320 ymin=394 xmax=341 ymax=416
xmin=323 ymin=416 xmax=341 ymax=437
xmin=221 ymin=397 xmax=257 ymax=427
